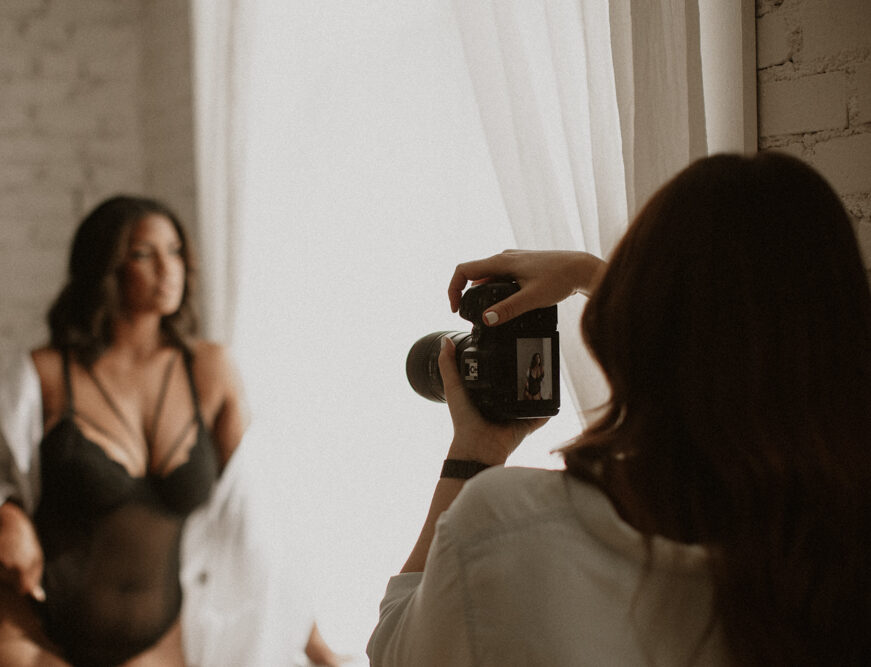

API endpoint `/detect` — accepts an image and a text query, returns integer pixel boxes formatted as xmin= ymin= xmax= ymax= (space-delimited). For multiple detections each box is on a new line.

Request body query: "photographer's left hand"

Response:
xmin=439 ymin=337 xmax=547 ymax=466
xmin=400 ymin=338 xmax=548 ymax=574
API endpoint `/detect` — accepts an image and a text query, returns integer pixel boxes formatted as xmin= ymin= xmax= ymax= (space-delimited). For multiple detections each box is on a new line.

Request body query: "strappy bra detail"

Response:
xmin=32 ymin=347 xmax=219 ymax=667
xmin=40 ymin=348 xmax=218 ymax=517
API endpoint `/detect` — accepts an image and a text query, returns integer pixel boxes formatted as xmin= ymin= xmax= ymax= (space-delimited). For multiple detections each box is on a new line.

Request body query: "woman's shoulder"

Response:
xmin=445 ymin=466 xmax=573 ymax=536
xmin=186 ymin=339 xmax=236 ymax=378
xmin=28 ymin=346 xmax=60 ymax=377
xmin=186 ymin=340 xmax=242 ymax=402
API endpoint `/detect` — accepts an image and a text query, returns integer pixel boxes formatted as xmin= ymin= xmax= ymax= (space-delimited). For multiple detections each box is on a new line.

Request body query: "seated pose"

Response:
xmin=367 ymin=152 xmax=871 ymax=666
xmin=0 ymin=196 xmax=338 ymax=666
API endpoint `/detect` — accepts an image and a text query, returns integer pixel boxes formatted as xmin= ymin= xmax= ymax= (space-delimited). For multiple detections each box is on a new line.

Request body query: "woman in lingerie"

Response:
xmin=0 ymin=196 xmax=339 ymax=666
xmin=522 ymin=352 xmax=544 ymax=400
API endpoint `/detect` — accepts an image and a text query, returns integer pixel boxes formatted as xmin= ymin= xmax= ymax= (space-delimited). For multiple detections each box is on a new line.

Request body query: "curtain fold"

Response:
xmin=190 ymin=0 xmax=249 ymax=343
xmin=451 ymin=0 xmax=710 ymax=422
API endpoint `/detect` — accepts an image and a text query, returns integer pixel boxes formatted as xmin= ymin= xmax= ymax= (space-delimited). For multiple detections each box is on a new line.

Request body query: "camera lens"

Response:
xmin=406 ymin=331 xmax=471 ymax=402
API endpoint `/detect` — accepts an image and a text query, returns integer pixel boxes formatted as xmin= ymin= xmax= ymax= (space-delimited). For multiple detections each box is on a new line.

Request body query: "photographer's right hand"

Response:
xmin=439 ymin=338 xmax=546 ymax=466
xmin=448 ymin=250 xmax=606 ymax=326
xmin=0 ymin=501 xmax=45 ymax=601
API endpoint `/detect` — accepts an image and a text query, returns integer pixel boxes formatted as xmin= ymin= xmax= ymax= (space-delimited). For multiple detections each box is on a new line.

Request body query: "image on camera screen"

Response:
xmin=516 ymin=338 xmax=553 ymax=401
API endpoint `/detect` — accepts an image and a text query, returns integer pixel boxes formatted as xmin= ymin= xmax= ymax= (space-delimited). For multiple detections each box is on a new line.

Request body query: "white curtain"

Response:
xmin=190 ymin=0 xmax=250 ymax=343
xmin=186 ymin=0 xmax=754 ymax=660
xmin=188 ymin=2 xmax=319 ymax=665
xmin=451 ymin=0 xmax=719 ymax=421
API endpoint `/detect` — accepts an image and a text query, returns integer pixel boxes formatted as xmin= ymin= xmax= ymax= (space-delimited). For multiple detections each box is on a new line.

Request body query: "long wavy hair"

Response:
xmin=48 ymin=195 xmax=199 ymax=366
xmin=563 ymin=152 xmax=871 ymax=665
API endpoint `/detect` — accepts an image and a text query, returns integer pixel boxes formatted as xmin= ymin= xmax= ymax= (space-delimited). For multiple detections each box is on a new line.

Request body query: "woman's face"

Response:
xmin=121 ymin=214 xmax=186 ymax=317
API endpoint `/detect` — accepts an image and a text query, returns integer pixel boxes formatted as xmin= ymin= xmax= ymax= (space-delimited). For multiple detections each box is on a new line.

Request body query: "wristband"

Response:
xmin=440 ymin=459 xmax=492 ymax=480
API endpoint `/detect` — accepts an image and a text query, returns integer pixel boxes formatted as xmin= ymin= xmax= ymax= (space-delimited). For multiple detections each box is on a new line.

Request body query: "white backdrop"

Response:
xmin=229 ymin=0 xmax=582 ymax=656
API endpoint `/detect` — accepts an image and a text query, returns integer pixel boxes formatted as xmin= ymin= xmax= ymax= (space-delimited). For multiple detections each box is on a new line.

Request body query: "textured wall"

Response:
xmin=757 ymin=0 xmax=871 ymax=277
xmin=0 ymin=0 xmax=195 ymax=350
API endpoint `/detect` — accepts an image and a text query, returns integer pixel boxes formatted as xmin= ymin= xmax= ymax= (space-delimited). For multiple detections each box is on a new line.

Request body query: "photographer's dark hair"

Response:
xmin=48 ymin=195 xmax=199 ymax=366
xmin=563 ymin=152 xmax=871 ymax=664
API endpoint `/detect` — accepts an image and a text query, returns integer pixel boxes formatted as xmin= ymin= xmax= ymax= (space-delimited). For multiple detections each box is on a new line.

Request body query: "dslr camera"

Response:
xmin=406 ymin=281 xmax=559 ymax=422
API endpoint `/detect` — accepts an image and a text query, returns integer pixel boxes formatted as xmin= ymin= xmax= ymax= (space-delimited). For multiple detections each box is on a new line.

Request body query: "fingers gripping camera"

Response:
xmin=406 ymin=282 xmax=560 ymax=422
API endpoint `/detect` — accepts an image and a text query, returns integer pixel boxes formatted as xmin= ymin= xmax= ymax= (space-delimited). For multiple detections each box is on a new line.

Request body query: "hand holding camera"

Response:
xmin=447 ymin=250 xmax=606 ymax=325
xmin=407 ymin=281 xmax=561 ymax=422
xmin=438 ymin=336 xmax=547 ymax=467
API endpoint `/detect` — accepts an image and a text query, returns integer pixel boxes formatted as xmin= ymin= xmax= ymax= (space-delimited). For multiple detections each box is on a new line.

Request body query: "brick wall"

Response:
xmin=757 ymin=0 xmax=871 ymax=278
xmin=0 ymin=0 xmax=195 ymax=350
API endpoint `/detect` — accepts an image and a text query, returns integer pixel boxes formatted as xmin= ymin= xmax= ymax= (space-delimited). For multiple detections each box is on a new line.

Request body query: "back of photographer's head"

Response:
xmin=580 ymin=151 xmax=870 ymax=451
xmin=565 ymin=151 xmax=871 ymax=663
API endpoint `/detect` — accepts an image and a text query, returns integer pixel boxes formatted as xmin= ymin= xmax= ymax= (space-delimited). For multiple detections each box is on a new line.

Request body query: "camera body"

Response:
xmin=406 ymin=282 xmax=559 ymax=422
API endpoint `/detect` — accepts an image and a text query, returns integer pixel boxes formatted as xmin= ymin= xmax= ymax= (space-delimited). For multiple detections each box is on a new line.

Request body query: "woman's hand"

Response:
xmin=0 ymin=501 xmax=45 ymax=601
xmin=448 ymin=250 xmax=607 ymax=326
xmin=439 ymin=338 xmax=546 ymax=466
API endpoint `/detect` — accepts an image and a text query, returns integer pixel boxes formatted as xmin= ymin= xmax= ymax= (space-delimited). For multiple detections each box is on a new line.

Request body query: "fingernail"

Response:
xmin=484 ymin=311 xmax=499 ymax=325
xmin=441 ymin=337 xmax=448 ymax=349
xmin=32 ymin=585 xmax=46 ymax=602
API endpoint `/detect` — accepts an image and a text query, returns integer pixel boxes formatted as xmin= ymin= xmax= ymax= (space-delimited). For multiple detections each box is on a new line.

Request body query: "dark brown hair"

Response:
xmin=564 ymin=152 xmax=871 ymax=664
xmin=48 ymin=195 xmax=199 ymax=366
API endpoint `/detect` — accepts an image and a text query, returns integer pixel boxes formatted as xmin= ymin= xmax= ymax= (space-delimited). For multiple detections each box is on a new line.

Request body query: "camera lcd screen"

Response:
xmin=516 ymin=337 xmax=553 ymax=401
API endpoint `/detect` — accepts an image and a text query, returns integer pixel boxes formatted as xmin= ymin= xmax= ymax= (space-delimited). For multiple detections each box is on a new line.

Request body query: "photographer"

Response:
xmin=367 ymin=152 xmax=871 ymax=665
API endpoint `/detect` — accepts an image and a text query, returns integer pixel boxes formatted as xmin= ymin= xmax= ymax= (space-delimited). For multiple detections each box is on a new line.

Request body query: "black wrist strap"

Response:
xmin=440 ymin=459 xmax=492 ymax=480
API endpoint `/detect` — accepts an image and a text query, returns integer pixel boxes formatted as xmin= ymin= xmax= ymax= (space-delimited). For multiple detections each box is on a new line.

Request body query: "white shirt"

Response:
xmin=368 ymin=466 xmax=728 ymax=666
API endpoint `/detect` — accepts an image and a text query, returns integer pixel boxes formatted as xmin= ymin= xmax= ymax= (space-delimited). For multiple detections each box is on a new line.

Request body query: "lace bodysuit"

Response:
xmin=33 ymin=349 xmax=219 ymax=667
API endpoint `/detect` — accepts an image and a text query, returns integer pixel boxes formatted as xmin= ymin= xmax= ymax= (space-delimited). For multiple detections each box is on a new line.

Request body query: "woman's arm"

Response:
xmin=0 ymin=502 xmax=43 ymax=600
xmin=400 ymin=338 xmax=545 ymax=573
xmin=0 ymin=585 xmax=68 ymax=666
xmin=448 ymin=249 xmax=607 ymax=325
xmin=193 ymin=342 xmax=250 ymax=468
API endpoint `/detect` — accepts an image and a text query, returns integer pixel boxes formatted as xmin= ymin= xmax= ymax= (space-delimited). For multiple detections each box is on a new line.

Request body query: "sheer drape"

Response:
xmin=452 ymin=0 xmax=717 ymax=420
xmin=190 ymin=0 xmax=249 ymax=343
xmin=186 ymin=2 xmax=315 ymax=665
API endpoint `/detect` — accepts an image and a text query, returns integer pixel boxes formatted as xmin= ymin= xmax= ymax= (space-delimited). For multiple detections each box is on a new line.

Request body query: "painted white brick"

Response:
xmin=1 ymin=78 xmax=76 ymax=106
xmin=41 ymin=161 xmax=90 ymax=189
xmin=757 ymin=11 xmax=791 ymax=68
xmin=0 ymin=100 xmax=33 ymax=133
xmin=855 ymin=221 xmax=871 ymax=268
xmin=0 ymin=163 xmax=43 ymax=190
xmin=31 ymin=217 xmax=77 ymax=251
xmin=36 ymin=51 xmax=82 ymax=79
xmin=33 ymin=102 xmax=102 ymax=136
xmin=0 ymin=135 xmax=80 ymax=165
xmin=85 ymin=45 xmax=139 ymax=81
xmin=0 ymin=49 xmax=35 ymax=77
xmin=0 ymin=189 xmax=74 ymax=221
xmin=799 ymin=0 xmax=871 ymax=62
xmin=856 ymin=62 xmax=871 ymax=125
xmin=758 ymin=72 xmax=847 ymax=136
xmin=46 ymin=0 xmax=141 ymax=23
xmin=0 ymin=0 xmax=47 ymax=16
xmin=18 ymin=16 xmax=74 ymax=48
xmin=81 ymin=137 xmax=145 ymax=167
xmin=811 ymin=134 xmax=871 ymax=196
xmin=88 ymin=164 xmax=147 ymax=195
xmin=72 ymin=24 xmax=140 ymax=59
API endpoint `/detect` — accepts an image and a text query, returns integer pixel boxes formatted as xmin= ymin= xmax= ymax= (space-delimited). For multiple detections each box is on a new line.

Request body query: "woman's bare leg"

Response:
xmin=0 ymin=586 xmax=69 ymax=667
xmin=122 ymin=618 xmax=185 ymax=667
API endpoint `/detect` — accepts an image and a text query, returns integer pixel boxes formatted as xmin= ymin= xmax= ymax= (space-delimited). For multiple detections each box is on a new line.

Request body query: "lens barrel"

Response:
xmin=405 ymin=331 xmax=470 ymax=402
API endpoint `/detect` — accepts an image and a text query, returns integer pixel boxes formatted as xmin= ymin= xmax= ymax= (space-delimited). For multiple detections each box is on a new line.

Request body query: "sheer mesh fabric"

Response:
xmin=33 ymin=350 xmax=218 ymax=666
